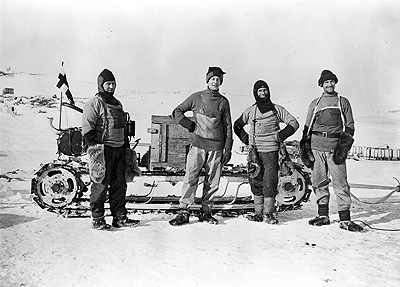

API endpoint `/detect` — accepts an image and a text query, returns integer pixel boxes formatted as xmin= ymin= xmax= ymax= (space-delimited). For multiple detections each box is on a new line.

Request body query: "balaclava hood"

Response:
xmin=318 ymin=70 xmax=338 ymax=87
xmin=97 ymin=69 xmax=116 ymax=96
xmin=253 ymin=80 xmax=274 ymax=113
xmin=206 ymin=66 xmax=226 ymax=85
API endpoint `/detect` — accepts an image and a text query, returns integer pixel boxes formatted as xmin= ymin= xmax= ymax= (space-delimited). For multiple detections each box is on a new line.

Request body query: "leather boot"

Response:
xmin=263 ymin=197 xmax=278 ymax=224
xmin=198 ymin=205 xmax=219 ymax=224
xmin=169 ymin=209 xmax=190 ymax=226
xmin=246 ymin=195 xmax=264 ymax=222
xmin=92 ymin=216 xmax=111 ymax=231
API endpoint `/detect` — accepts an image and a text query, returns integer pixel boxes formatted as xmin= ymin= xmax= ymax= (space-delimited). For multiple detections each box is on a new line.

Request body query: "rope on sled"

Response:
xmin=349 ymin=177 xmax=400 ymax=231
xmin=350 ymin=177 xmax=400 ymax=205
xmin=353 ymin=220 xmax=400 ymax=232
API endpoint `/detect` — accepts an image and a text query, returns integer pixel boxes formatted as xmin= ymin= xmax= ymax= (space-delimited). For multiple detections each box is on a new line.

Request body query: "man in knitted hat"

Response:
xmin=169 ymin=66 xmax=232 ymax=226
xmin=234 ymin=80 xmax=299 ymax=224
xmin=301 ymin=70 xmax=363 ymax=232
xmin=82 ymin=69 xmax=140 ymax=230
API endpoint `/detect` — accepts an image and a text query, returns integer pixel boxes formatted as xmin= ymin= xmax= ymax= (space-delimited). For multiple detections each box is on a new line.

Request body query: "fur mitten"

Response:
xmin=247 ymin=146 xmax=261 ymax=178
xmin=300 ymin=136 xmax=315 ymax=169
xmin=125 ymin=147 xmax=141 ymax=183
xmin=87 ymin=144 xmax=106 ymax=183
xmin=333 ymin=132 xmax=354 ymax=165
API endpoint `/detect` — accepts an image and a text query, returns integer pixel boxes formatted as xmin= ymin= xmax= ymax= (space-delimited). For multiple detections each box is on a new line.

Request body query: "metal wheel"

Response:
xmin=276 ymin=168 xmax=307 ymax=206
xmin=35 ymin=165 xmax=78 ymax=208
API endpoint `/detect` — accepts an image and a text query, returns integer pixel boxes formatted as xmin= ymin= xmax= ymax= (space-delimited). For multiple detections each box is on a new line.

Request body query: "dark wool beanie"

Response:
xmin=206 ymin=67 xmax=226 ymax=84
xmin=318 ymin=70 xmax=338 ymax=86
xmin=253 ymin=80 xmax=274 ymax=113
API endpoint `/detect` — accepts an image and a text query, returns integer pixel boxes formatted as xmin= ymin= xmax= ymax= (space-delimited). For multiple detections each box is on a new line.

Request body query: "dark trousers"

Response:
xmin=90 ymin=145 xmax=127 ymax=219
xmin=249 ymin=151 xmax=279 ymax=198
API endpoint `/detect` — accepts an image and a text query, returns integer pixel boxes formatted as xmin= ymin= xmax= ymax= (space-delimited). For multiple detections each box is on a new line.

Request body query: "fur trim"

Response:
xmin=87 ymin=144 xmax=106 ymax=183
xmin=333 ymin=132 xmax=354 ymax=165
xmin=125 ymin=148 xmax=141 ymax=183
xmin=247 ymin=146 xmax=261 ymax=178
xmin=300 ymin=136 xmax=315 ymax=169
xmin=278 ymin=142 xmax=294 ymax=176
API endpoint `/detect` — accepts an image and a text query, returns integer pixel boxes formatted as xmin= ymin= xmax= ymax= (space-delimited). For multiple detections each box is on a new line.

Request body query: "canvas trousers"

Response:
xmin=311 ymin=149 xmax=351 ymax=211
xmin=179 ymin=146 xmax=223 ymax=213
xmin=248 ymin=151 xmax=279 ymax=198
xmin=90 ymin=145 xmax=127 ymax=219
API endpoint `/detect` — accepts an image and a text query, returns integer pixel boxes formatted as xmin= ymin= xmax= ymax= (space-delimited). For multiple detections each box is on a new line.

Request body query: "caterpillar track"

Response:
xmin=31 ymin=158 xmax=312 ymax=217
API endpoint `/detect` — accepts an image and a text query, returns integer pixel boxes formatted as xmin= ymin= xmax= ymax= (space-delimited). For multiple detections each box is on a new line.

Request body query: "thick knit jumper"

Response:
xmin=173 ymin=88 xmax=233 ymax=152
xmin=236 ymin=104 xmax=299 ymax=153
xmin=304 ymin=93 xmax=355 ymax=152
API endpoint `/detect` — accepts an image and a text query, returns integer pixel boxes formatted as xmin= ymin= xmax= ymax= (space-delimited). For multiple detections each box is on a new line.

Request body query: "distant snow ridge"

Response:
xmin=1 ymin=94 xmax=58 ymax=108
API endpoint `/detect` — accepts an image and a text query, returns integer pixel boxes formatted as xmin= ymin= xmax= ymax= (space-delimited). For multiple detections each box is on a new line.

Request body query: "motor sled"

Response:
xmin=31 ymin=102 xmax=312 ymax=217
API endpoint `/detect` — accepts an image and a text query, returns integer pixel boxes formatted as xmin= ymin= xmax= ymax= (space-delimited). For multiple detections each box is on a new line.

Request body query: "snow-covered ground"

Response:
xmin=1 ymin=75 xmax=400 ymax=287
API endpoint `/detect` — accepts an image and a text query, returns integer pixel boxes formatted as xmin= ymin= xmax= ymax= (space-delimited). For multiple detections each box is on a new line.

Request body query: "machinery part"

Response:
xmin=57 ymin=128 xmax=87 ymax=156
xmin=32 ymin=164 xmax=81 ymax=209
xmin=276 ymin=165 xmax=311 ymax=207
xmin=52 ymin=202 xmax=255 ymax=218
xmin=31 ymin=161 xmax=312 ymax=216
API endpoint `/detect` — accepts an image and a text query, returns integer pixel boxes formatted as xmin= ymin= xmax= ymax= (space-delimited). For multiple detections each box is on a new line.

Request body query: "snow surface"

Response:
xmin=1 ymin=77 xmax=400 ymax=287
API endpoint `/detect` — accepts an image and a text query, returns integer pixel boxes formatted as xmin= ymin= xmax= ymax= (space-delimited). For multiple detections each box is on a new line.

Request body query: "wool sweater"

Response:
xmin=304 ymin=93 xmax=355 ymax=152
xmin=236 ymin=104 xmax=299 ymax=153
xmin=173 ymin=88 xmax=233 ymax=152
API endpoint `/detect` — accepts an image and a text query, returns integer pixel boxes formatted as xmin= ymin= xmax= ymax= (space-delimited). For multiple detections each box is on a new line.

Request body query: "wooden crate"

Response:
xmin=148 ymin=115 xmax=191 ymax=170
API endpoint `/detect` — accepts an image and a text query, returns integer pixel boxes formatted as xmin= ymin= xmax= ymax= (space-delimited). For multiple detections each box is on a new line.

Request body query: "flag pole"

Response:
xmin=59 ymin=91 xmax=63 ymax=130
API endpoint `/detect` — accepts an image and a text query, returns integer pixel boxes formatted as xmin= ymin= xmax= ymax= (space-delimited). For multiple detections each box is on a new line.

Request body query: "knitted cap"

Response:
xmin=206 ymin=67 xmax=226 ymax=84
xmin=318 ymin=70 xmax=338 ymax=86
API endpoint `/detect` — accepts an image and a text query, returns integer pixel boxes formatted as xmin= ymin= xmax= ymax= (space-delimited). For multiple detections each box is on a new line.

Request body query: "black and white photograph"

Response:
xmin=1 ymin=0 xmax=399 ymax=286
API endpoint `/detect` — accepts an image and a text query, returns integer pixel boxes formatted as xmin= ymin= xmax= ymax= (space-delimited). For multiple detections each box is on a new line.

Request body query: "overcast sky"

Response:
xmin=1 ymin=0 xmax=399 ymax=113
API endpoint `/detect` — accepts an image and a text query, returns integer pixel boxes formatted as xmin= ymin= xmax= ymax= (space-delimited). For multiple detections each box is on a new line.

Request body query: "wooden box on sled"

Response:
xmin=146 ymin=115 xmax=191 ymax=171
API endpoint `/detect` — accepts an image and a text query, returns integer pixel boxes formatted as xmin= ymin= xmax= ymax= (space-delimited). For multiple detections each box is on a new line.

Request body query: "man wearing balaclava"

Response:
xmin=301 ymin=69 xmax=363 ymax=232
xmin=169 ymin=67 xmax=233 ymax=226
xmin=234 ymin=80 xmax=299 ymax=224
xmin=82 ymin=69 xmax=140 ymax=230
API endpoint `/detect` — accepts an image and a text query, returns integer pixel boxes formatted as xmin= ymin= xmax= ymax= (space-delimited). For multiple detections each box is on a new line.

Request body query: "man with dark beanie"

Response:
xmin=301 ymin=70 xmax=363 ymax=232
xmin=234 ymin=80 xmax=299 ymax=224
xmin=169 ymin=66 xmax=233 ymax=226
xmin=82 ymin=69 xmax=140 ymax=230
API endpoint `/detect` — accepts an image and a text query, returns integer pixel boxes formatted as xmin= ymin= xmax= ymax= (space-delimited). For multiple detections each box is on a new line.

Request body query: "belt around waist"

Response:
xmin=312 ymin=131 xmax=341 ymax=138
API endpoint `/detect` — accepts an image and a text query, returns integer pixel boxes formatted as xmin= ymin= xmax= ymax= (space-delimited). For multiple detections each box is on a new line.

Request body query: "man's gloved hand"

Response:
xmin=277 ymin=125 xmax=295 ymax=142
xmin=188 ymin=121 xmax=195 ymax=133
xmin=83 ymin=130 xmax=98 ymax=146
xmin=179 ymin=118 xmax=196 ymax=133
xmin=222 ymin=149 xmax=232 ymax=165
xmin=299 ymin=126 xmax=315 ymax=169
xmin=234 ymin=117 xmax=249 ymax=145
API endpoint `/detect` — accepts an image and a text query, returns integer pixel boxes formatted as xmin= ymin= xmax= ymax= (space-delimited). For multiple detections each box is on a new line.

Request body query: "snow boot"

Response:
xmin=169 ymin=209 xmax=190 ymax=226
xmin=112 ymin=216 xmax=140 ymax=228
xmin=246 ymin=195 xmax=264 ymax=222
xmin=92 ymin=217 xmax=111 ymax=231
xmin=339 ymin=221 xmax=364 ymax=232
xmin=338 ymin=210 xmax=363 ymax=232
xmin=198 ymin=213 xmax=219 ymax=225
xmin=264 ymin=213 xmax=279 ymax=225
xmin=263 ymin=197 xmax=278 ymax=224
xmin=308 ymin=216 xmax=330 ymax=226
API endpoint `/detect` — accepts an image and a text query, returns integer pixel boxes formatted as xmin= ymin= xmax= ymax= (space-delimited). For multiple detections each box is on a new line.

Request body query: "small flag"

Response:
xmin=56 ymin=62 xmax=74 ymax=105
